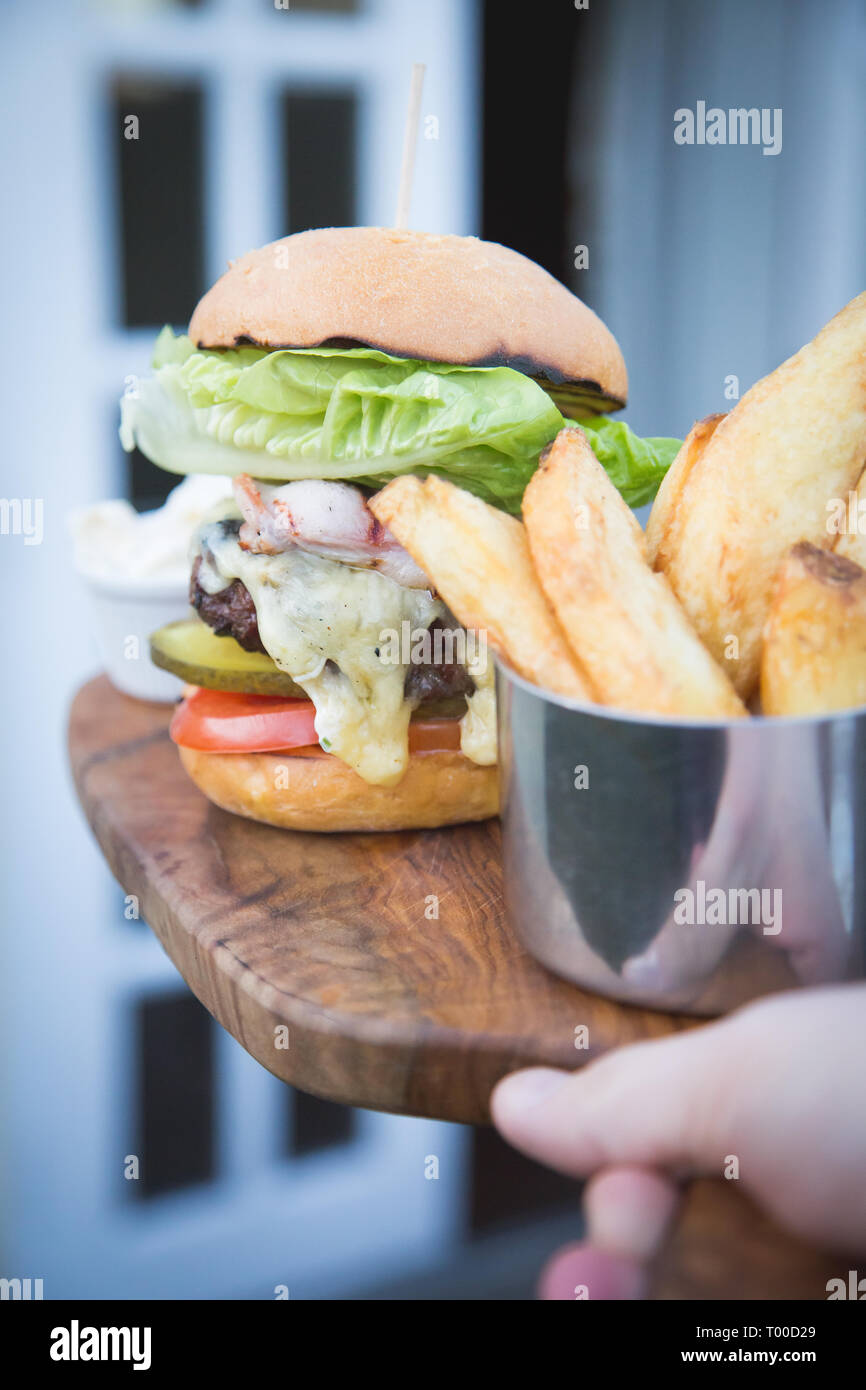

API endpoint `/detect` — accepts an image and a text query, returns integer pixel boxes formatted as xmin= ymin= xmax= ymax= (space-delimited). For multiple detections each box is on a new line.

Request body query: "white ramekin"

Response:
xmin=78 ymin=570 xmax=191 ymax=703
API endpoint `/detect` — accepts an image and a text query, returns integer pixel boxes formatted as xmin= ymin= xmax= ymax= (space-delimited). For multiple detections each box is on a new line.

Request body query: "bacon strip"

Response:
xmin=233 ymin=475 xmax=432 ymax=590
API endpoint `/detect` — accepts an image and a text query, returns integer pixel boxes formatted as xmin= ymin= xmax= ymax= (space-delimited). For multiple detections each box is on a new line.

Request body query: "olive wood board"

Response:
xmin=68 ymin=676 xmax=851 ymax=1299
xmin=68 ymin=677 xmax=693 ymax=1121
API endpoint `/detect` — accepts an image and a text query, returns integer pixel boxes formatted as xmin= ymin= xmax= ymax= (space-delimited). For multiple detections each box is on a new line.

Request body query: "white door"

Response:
xmin=0 ymin=0 xmax=479 ymax=1300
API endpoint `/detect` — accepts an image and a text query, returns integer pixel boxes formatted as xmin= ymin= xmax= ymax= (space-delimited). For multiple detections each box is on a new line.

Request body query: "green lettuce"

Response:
xmin=121 ymin=328 xmax=678 ymax=514
xmin=123 ymin=329 xmax=564 ymax=514
xmin=568 ymin=415 xmax=681 ymax=509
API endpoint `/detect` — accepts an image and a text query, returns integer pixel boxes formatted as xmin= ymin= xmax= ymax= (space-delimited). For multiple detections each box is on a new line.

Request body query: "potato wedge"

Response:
xmin=760 ymin=542 xmax=866 ymax=715
xmin=645 ymin=412 xmax=725 ymax=567
xmin=523 ymin=429 xmax=746 ymax=718
xmin=369 ymin=474 xmax=592 ymax=698
xmin=645 ymin=291 xmax=866 ymax=698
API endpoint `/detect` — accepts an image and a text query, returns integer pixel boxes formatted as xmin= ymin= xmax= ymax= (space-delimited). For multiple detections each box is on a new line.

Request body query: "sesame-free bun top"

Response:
xmin=188 ymin=226 xmax=627 ymax=412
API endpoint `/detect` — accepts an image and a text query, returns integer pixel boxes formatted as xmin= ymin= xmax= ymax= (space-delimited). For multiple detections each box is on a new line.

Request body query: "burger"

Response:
xmin=121 ymin=226 xmax=669 ymax=833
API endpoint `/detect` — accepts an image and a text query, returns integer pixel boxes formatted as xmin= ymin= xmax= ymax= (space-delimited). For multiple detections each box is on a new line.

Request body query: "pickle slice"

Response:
xmin=150 ymin=618 xmax=470 ymax=716
xmin=150 ymin=619 xmax=305 ymax=696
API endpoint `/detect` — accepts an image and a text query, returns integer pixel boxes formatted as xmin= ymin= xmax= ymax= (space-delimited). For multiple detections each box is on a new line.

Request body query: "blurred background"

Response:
xmin=1 ymin=0 xmax=865 ymax=1299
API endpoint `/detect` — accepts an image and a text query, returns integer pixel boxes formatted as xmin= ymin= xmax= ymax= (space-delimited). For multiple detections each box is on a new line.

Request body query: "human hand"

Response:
xmin=491 ymin=984 xmax=866 ymax=1299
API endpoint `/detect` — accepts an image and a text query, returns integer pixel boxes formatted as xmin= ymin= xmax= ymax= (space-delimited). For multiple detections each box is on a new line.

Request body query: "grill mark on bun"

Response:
xmin=187 ymin=227 xmax=628 ymax=406
xmin=210 ymin=333 xmax=619 ymax=403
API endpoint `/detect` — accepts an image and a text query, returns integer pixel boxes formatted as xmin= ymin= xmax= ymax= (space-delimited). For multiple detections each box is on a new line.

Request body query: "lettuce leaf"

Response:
xmin=124 ymin=330 xmax=564 ymax=514
xmin=569 ymin=415 xmax=682 ymax=509
xmin=121 ymin=329 xmax=678 ymax=513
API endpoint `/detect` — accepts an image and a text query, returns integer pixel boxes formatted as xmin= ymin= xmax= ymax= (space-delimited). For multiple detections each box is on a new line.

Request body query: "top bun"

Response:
xmin=189 ymin=227 xmax=627 ymax=412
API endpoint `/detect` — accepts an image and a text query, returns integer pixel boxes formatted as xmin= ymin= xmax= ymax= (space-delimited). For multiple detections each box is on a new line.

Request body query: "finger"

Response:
xmin=538 ymin=1242 xmax=647 ymax=1301
xmin=584 ymin=1166 xmax=680 ymax=1260
xmin=491 ymin=1021 xmax=737 ymax=1180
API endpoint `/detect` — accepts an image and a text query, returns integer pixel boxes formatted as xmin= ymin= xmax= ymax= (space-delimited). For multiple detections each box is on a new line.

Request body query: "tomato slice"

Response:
xmin=407 ymin=719 xmax=462 ymax=753
xmin=171 ymin=688 xmax=318 ymax=753
xmin=170 ymin=687 xmax=462 ymax=755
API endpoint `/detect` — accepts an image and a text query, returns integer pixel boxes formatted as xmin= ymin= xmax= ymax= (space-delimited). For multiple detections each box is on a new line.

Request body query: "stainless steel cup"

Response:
xmin=497 ymin=666 xmax=866 ymax=1014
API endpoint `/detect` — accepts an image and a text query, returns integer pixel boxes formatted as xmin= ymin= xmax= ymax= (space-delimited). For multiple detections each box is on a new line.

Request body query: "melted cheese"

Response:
xmin=198 ymin=520 xmax=497 ymax=784
xmin=460 ymin=644 xmax=497 ymax=765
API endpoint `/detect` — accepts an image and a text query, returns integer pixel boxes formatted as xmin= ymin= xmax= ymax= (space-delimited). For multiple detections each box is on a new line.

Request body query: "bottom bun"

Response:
xmin=178 ymin=745 xmax=499 ymax=832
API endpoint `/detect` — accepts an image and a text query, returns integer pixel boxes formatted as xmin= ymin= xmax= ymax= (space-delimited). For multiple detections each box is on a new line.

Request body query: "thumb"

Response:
xmin=491 ymin=1021 xmax=739 ymax=1180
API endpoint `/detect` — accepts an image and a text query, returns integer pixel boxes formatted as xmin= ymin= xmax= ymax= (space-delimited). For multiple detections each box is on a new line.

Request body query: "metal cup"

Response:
xmin=497 ymin=665 xmax=866 ymax=1014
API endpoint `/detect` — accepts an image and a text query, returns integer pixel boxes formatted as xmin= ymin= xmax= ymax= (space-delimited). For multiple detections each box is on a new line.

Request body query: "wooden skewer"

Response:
xmin=394 ymin=63 xmax=426 ymax=230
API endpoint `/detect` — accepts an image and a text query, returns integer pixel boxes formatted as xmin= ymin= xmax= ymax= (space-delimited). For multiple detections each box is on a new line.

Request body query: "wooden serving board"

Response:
xmin=68 ymin=675 xmax=849 ymax=1299
xmin=68 ymin=676 xmax=691 ymax=1123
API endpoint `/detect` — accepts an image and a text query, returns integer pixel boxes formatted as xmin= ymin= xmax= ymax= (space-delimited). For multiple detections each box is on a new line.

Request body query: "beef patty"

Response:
xmin=190 ymin=560 xmax=474 ymax=700
xmin=190 ymin=554 xmax=266 ymax=653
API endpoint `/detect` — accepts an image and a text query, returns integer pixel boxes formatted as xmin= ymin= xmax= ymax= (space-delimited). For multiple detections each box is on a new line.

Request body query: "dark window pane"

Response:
xmin=125 ymin=443 xmax=176 ymax=513
xmin=469 ymin=1125 xmax=582 ymax=1235
xmin=134 ymin=992 xmax=215 ymax=1198
xmin=481 ymin=0 xmax=577 ymax=285
xmin=112 ymin=400 xmax=175 ymax=511
xmin=281 ymin=91 xmax=357 ymax=234
xmin=287 ymin=1089 xmax=355 ymax=1157
xmin=110 ymin=77 xmax=204 ymax=328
